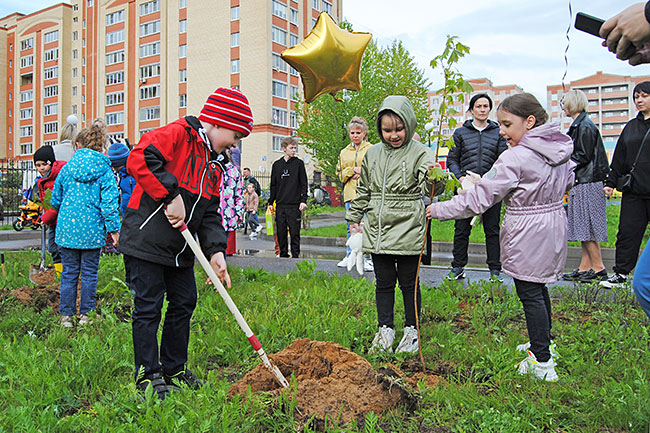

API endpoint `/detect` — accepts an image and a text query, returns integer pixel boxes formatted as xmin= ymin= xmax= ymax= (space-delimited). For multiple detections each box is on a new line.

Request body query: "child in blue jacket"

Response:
xmin=51 ymin=119 xmax=121 ymax=327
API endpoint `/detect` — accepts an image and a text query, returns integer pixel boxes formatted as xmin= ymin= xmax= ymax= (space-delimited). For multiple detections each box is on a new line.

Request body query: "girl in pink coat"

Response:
xmin=427 ymin=93 xmax=575 ymax=382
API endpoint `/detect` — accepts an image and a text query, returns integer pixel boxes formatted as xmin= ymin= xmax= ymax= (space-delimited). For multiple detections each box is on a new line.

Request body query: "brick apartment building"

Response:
xmin=547 ymin=71 xmax=650 ymax=158
xmin=0 ymin=0 xmax=341 ymax=174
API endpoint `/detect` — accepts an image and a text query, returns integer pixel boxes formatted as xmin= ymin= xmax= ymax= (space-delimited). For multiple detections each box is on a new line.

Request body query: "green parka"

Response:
xmin=346 ymin=96 xmax=443 ymax=255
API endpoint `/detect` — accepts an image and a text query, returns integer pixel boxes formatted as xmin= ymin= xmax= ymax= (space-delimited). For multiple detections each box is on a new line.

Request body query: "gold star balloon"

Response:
xmin=281 ymin=12 xmax=372 ymax=103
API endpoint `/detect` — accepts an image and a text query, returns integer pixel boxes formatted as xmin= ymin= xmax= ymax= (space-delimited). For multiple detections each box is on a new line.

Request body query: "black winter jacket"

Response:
xmin=605 ymin=112 xmax=650 ymax=198
xmin=269 ymin=156 xmax=308 ymax=207
xmin=448 ymin=120 xmax=508 ymax=178
xmin=567 ymin=112 xmax=610 ymax=184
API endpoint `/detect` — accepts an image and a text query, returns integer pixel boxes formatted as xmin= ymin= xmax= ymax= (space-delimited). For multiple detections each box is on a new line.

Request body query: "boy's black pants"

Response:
xmin=276 ymin=205 xmax=301 ymax=258
xmin=126 ymin=255 xmax=197 ymax=380
xmin=451 ymin=202 xmax=502 ymax=270
xmin=371 ymin=254 xmax=421 ymax=329
xmin=513 ymin=279 xmax=552 ymax=362
xmin=613 ymin=194 xmax=650 ymax=275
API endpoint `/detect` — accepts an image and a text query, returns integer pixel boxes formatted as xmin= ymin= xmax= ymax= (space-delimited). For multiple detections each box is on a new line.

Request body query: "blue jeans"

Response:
xmin=59 ymin=247 xmax=101 ymax=316
xmin=634 ymin=246 xmax=650 ymax=319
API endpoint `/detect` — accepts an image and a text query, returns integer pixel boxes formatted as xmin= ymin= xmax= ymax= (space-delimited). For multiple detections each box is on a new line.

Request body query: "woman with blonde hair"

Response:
xmin=53 ymin=114 xmax=78 ymax=162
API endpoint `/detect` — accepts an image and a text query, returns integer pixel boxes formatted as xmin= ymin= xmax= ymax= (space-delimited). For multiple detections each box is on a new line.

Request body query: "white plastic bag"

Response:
xmin=345 ymin=232 xmax=364 ymax=275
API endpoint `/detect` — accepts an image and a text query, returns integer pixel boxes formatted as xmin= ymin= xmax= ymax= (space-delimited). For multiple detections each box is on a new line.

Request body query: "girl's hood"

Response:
xmin=518 ymin=123 xmax=573 ymax=166
xmin=67 ymin=148 xmax=112 ymax=183
xmin=376 ymin=96 xmax=417 ymax=149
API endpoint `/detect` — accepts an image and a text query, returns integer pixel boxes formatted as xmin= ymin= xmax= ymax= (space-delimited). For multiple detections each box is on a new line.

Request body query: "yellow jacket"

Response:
xmin=337 ymin=141 xmax=372 ymax=203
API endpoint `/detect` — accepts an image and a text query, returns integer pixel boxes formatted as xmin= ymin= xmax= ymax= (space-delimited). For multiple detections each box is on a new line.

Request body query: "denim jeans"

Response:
xmin=371 ymin=254 xmax=421 ymax=328
xmin=59 ymin=247 xmax=101 ymax=316
xmin=513 ymin=279 xmax=552 ymax=362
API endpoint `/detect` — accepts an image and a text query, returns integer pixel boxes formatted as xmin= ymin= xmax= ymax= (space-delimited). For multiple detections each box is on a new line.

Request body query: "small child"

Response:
xmin=51 ymin=120 xmax=121 ymax=327
xmin=219 ymin=148 xmax=244 ymax=256
xmin=427 ymin=93 xmax=575 ymax=382
xmin=244 ymin=183 xmax=262 ymax=239
xmin=347 ymin=95 xmax=444 ymax=354
xmin=33 ymin=146 xmax=65 ymax=274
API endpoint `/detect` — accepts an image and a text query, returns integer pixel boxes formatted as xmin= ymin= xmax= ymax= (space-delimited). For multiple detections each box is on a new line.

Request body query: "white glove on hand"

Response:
xmin=346 ymin=232 xmax=364 ymax=275
xmin=459 ymin=170 xmax=481 ymax=194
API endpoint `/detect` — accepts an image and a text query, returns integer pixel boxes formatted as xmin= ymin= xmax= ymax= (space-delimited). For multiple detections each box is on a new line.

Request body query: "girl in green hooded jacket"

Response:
xmin=347 ymin=95 xmax=443 ymax=354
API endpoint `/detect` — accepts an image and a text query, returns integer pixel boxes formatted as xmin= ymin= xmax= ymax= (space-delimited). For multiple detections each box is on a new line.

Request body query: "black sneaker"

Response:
xmin=136 ymin=372 xmax=177 ymax=400
xmin=164 ymin=368 xmax=205 ymax=390
xmin=489 ymin=269 xmax=503 ymax=282
xmin=600 ymin=273 xmax=627 ymax=289
xmin=446 ymin=267 xmax=465 ymax=280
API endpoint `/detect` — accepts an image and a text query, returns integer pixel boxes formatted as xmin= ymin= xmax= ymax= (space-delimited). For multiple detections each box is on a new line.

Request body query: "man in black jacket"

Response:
xmin=446 ymin=94 xmax=508 ymax=280
xmin=267 ymin=137 xmax=308 ymax=258
xmin=242 ymin=167 xmax=261 ymax=196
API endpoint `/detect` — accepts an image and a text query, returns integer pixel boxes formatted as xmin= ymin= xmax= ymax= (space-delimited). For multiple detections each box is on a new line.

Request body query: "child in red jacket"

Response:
xmin=33 ymin=146 xmax=65 ymax=273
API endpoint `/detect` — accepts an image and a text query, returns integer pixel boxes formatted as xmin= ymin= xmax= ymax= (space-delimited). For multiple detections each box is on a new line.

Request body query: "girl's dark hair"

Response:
xmin=633 ymin=81 xmax=650 ymax=95
xmin=468 ymin=93 xmax=493 ymax=111
xmin=76 ymin=118 xmax=108 ymax=152
xmin=497 ymin=93 xmax=548 ymax=127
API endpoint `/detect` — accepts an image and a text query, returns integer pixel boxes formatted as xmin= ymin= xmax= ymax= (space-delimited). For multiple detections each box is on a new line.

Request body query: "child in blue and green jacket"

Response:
xmin=51 ymin=119 xmax=121 ymax=327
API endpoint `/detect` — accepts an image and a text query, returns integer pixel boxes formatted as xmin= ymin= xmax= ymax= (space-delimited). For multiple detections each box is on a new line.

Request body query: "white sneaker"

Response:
xmin=363 ymin=259 xmax=374 ymax=272
xmin=78 ymin=314 xmax=93 ymax=325
xmin=249 ymin=233 xmax=257 ymax=240
xmin=255 ymin=225 xmax=263 ymax=233
xmin=337 ymin=256 xmax=349 ymax=268
xmin=516 ymin=351 xmax=558 ymax=382
xmin=60 ymin=315 xmax=74 ymax=328
xmin=516 ymin=341 xmax=558 ymax=358
xmin=369 ymin=325 xmax=395 ymax=353
xmin=395 ymin=326 xmax=419 ymax=353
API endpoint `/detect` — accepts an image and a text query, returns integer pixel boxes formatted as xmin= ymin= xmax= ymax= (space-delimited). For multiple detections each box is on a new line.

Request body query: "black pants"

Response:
xmin=514 ymin=279 xmax=552 ymax=362
xmin=126 ymin=255 xmax=197 ymax=379
xmin=451 ymin=202 xmax=502 ymax=270
xmin=372 ymin=254 xmax=421 ymax=329
xmin=276 ymin=206 xmax=301 ymax=258
xmin=421 ymin=219 xmax=432 ymax=265
xmin=613 ymin=194 xmax=650 ymax=275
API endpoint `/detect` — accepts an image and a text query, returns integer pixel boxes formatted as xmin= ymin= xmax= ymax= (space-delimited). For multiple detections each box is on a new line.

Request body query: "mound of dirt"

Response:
xmin=229 ymin=339 xmax=417 ymax=428
xmin=4 ymin=283 xmax=81 ymax=313
xmin=29 ymin=266 xmax=56 ymax=287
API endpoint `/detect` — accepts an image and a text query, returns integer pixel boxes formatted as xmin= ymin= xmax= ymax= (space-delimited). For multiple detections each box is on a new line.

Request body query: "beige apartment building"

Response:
xmin=0 ymin=0 xmax=341 ymax=174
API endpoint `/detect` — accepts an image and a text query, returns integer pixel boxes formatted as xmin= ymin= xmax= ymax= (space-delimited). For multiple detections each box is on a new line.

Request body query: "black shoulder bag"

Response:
xmin=617 ymin=128 xmax=650 ymax=193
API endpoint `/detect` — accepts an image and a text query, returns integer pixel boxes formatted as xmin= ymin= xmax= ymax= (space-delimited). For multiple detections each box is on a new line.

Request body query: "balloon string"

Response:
xmin=562 ymin=0 xmax=573 ymax=93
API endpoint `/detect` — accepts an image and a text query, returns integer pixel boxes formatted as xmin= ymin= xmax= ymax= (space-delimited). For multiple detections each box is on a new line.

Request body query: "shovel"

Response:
xmin=177 ymin=222 xmax=289 ymax=388
xmin=29 ymin=227 xmax=55 ymax=287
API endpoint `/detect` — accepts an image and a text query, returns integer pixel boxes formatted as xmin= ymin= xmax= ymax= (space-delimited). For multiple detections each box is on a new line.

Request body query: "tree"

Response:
xmin=295 ymin=33 xmax=430 ymax=179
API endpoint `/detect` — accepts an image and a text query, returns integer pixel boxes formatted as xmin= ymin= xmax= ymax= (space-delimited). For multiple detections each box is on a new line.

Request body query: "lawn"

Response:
xmin=0 ymin=251 xmax=649 ymax=432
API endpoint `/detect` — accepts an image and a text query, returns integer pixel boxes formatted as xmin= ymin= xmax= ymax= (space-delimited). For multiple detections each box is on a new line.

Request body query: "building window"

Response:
xmin=21 ymin=143 xmax=33 ymax=155
xmin=290 ymin=33 xmax=298 ymax=47
xmin=106 ymin=9 xmax=125 ymax=25
xmin=43 ymin=66 xmax=58 ymax=80
xmin=272 ymin=53 xmax=287 ymax=72
xmin=179 ymin=44 xmax=187 ymax=58
xmin=44 ymin=30 xmax=59 ymax=44
xmin=290 ymin=111 xmax=297 ymax=128
xmin=106 ymin=91 xmax=124 ymax=106
xmin=272 ymin=26 xmax=287 ymax=45
xmin=20 ymin=38 xmax=34 ymax=51
xmin=273 ymin=135 xmax=283 ymax=152
xmin=73 ymin=49 xmax=78 ymax=59
xmin=88 ymin=0 xmax=94 ymax=6
xmin=44 ymin=85 xmax=58 ymax=98
xmin=312 ymin=0 xmax=319 ymax=10
xmin=290 ymin=8 xmax=298 ymax=24
xmin=106 ymin=111 xmax=125 ymax=125
xmin=140 ymin=84 xmax=160 ymax=100
xmin=179 ymin=69 xmax=187 ymax=82
xmin=272 ymin=80 xmax=287 ymax=98
xmin=272 ymin=108 xmax=288 ymax=126
xmin=140 ymin=41 xmax=160 ymax=58
xmin=44 ymin=122 xmax=58 ymax=134
xmin=139 ymin=128 xmax=154 ymax=137
xmin=140 ymin=106 xmax=160 ymax=121
xmin=290 ymin=85 xmax=298 ymax=100
xmin=72 ymin=86 xmax=77 ymax=96
xmin=106 ymin=71 xmax=125 ymax=85
xmin=140 ymin=0 xmax=160 ymax=16
xmin=20 ymin=126 xmax=33 ymax=137
xmin=179 ymin=0 xmax=186 ymax=7
xmin=44 ymin=48 xmax=59 ymax=62
xmin=73 ymin=31 xmax=78 ymax=41
xmin=20 ymin=108 xmax=33 ymax=120
xmin=231 ymin=32 xmax=240 ymax=47
xmin=290 ymin=65 xmax=298 ymax=76
xmin=106 ymin=50 xmax=125 ymax=65
xmin=140 ymin=63 xmax=161 ymax=79
xmin=229 ymin=59 xmax=239 ymax=73
xmin=272 ymin=0 xmax=287 ymax=19
xmin=43 ymin=140 xmax=56 ymax=147
xmin=322 ymin=0 xmax=332 ymax=14
xmin=179 ymin=19 xmax=187 ymax=33
xmin=231 ymin=5 xmax=239 ymax=20
xmin=140 ymin=20 xmax=161 ymax=37
xmin=20 ymin=55 xmax=33 ymax=68
xmin=44 ymin=103 xmax=58 ymax=116
xmin=106 ymin=29 xmax=125 ymax=45
xmin=20 ymin=90 xmax=33 ymax=102
xmin=180 ymin=94 xmax=187 ymax=107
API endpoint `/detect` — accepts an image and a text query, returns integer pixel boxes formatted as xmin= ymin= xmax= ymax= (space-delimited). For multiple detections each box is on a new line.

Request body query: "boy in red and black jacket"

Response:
xmin=118 ymin=88 xmax=253 ymax=399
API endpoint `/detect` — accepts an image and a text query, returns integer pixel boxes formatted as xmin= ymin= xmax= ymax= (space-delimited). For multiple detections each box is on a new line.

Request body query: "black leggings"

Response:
xmin=514 ymin=279 xmax=552 ymax=362
xmin=371 ymin=254 xmax=421 ymax=329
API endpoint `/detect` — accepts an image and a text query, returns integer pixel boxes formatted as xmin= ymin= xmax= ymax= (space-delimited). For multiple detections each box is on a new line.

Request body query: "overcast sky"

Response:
xmin=2 ymin=0 xmax=646 ymax=104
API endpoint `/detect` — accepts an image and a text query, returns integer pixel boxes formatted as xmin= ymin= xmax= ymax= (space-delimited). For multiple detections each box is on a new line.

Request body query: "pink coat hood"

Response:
xmin=430 ymin=123 xmax=576 ymax=282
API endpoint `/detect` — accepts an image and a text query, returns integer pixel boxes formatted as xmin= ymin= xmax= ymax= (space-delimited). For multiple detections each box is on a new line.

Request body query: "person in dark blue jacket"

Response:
xmin=446 ymin=93 xmax=508 ymax=280
xmin=107 ymin=140 xmax=136 ymax=217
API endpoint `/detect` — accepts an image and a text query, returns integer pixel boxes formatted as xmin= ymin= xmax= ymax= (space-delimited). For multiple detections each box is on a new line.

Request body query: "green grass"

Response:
xmin=0 ymin=252 xmax=649 ymax=431
xmin=303 ymin=204 xmax=650 ymax=250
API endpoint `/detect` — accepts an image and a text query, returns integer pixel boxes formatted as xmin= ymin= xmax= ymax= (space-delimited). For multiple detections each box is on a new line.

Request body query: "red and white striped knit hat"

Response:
xmin=198 ymin=88 xmax=254 ymax=137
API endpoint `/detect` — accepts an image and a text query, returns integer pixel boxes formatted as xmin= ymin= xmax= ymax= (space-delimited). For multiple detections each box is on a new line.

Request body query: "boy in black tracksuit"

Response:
xmin=119 ymin=88 xmax=254 ymax=399
xmin=268 ymin=137 xmax=308 ymax=258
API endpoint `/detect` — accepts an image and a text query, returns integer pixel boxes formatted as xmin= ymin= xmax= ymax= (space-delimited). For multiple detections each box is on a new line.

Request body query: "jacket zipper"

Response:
xmin=376 ymin=147 xmax=394 ymax=253
xmin=478 ymin=131 xmax=483 ymax=174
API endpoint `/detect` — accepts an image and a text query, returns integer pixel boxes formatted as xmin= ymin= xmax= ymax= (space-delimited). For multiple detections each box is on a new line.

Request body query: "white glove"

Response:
xmin=459 ymin=170 xmax=481 ymax=194
xmin=346 ymin=232 xmax=364 ymax=275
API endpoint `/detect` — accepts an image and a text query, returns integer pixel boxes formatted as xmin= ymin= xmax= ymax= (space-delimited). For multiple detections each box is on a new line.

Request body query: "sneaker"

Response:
xmin=600 ymin=273 xmax=627 ymax=289
xmin=489 ymin=269 xmax=503 ymax=282
xmin=369 ymin=325 xmax=395 ymax=353
xmin=516 ymin=341 xmax=558 ymax=358
xmin=249 ymin=233 xmax=257 ymax=240
xmin=395 ymin=326 xmax=419 ymax=353
xmin=516 ymin=351 xmax=558 ymax=382
xmin=136 ymin=371 xmax=178 ymax=400
xmin=337 ymin=256 xmax=349 ymax=268
xmin=78 ymin=314 xmax=93 ymax=325
xmin=255 ymin=225 xmax=263 ymax=233
xmin=363 ymin=259 xmax=374 ymax=272
xmin=446 ymin=267 xmax=465 ymax=280
xmin=164 ymin=368 xmax=204 ymax=390
xmin=60 ymin=316 xmax=74 ymax=328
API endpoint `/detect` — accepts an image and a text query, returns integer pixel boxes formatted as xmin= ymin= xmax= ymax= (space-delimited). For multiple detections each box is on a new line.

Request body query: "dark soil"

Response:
xmin=4 ymin=283 xmax=80 ymax=313
xmin=229 ymin=339 xmax=417 ymax=428
xmin=29 ymin=266 xmax=56 ymax=287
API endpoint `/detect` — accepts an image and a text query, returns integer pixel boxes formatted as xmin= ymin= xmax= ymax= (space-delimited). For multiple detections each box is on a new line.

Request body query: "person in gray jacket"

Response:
xmin=446 ymin=94 xmax=508 ymax=279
